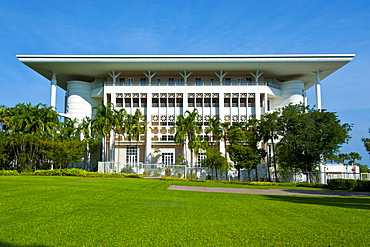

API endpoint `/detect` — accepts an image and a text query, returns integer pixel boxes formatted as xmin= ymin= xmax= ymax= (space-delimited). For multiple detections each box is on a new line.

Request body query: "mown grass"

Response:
xmin=0 ymin=176 xmax=369 ymax=246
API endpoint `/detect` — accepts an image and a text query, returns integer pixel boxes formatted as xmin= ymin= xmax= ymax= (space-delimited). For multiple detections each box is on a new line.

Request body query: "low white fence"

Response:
xmin=97 ymin=162 xmax=369 ymax=184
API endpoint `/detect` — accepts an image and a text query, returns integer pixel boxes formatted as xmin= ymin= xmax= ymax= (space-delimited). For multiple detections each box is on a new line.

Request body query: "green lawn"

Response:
xmin=0 ymin=177 xmax=369 ymax=246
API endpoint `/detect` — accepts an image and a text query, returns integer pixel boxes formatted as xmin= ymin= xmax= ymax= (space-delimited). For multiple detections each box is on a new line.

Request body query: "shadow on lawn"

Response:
xmin=0 ymin=241 xmax=48 ymax=247
xmin=263 ymin=194 xmax=370 ymax=210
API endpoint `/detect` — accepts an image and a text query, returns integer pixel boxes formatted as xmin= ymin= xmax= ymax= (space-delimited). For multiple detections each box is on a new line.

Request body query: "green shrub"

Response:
xmin=296 ymin=182 xmax=327 ymax=188
xmin=165 ymin=168 xmax=171 ymax=177
xmin=177 ymin=172 xmax=182 ymax=178
xmin=0 ymin=170 xmax=19 ymax=176
xmin=153 ymin=171 xmax=160 ymax=177
xmin=121 ymin=166 xmax=134 ymax=174
xmin=143 ymin=170 xmax=152 ymax=176
xmin=355 ymin=180 xmax=370 ymax=192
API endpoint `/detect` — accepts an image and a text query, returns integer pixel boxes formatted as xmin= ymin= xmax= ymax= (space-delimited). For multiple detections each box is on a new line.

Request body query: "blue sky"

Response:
xmin=1 ymin=0 xmax=370 ymax=166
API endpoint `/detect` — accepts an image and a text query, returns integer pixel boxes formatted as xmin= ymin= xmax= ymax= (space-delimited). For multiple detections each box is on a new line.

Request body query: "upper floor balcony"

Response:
xmin=98 ymin=80 xmax=281 ymax=89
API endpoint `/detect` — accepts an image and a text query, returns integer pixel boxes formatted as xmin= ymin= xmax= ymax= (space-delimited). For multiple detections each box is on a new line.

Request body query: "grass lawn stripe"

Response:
xmin=0 ymin=176 xmax=369 ymax=246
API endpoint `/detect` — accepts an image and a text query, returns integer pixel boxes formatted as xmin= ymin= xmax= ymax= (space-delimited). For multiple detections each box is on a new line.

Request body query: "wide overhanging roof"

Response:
xmin=17 ymin=54 xmax=355 ymax=91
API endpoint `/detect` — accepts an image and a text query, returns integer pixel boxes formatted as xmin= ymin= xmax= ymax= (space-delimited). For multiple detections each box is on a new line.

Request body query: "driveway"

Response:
xmin=168 ymin=185 xmax=370 ymax=197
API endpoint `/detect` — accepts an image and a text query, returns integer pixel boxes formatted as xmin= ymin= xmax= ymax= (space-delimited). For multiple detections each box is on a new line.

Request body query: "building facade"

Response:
xmin=17 ymin=55 xmax=354 ymax=169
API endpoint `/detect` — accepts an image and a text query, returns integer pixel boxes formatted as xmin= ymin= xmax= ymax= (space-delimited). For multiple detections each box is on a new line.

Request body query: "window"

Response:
xmin=232 ymin=98 xmax=238 ymax=107
xmin=133 ymin=98 xmax=139 ymax=107
xmin=212 ymin=98 xmax=219 ymax=107
xmin=162 ymin=153 xmax=174 ymax=166
xmin=225 ymin=78 xmax=231 ymax=86
xmin=141 ymin=98 xmax=147 ymax=107
xmin=169 ymin=78 xmax=174 ymax=86
xmin=195 ymin=78 xmax=201 ymax=86
xmin=188 ymin=98 xmax=194 ymax=107
xmin=210 ymin=78 xmax=214 ymax=86
xmin=125 ymin=98 xmax=131 ymax=107
xmin=107 ymin=93 xmax=111 ymax=103
xmin=204 ymin=98 xmax=211 ymax=107
xmin=152 ymin=98 xmax=159 ymax=107
xmin=197 ymin=153 xmax=206 ymax=167
xmin=119 ymin=78 xmax=125 ymax=85
xmin=177 ymin=78 xmax=183 ymax=86
xmin=224 ymin=98 xmax=230 ymax=107
xmin=160 ymin=98 xmax=167 ymax=107
xmin=237 ymin=78 xmax=243 ymax=85
xmin=267 ymin=100 xmax=271 ymax=111
xmin=116 ymin=98 xmax=123 ymax=107
xmin=196 ymin=98 xmax=203 ymax=107
xmin=126 ymin=147 xmax=137 ymax=165
xmin=128 ymin=78 xmax=133 ymax=86
xmin=156 ymin=78 xmax=161 ymax=86
xmin=168 ymin=98 xmax=175 ymax=107
xmin=240 ymin=98 xmax=247 ymax=107
xmin=161 ymin=135 xmax=174 ymax=141
xmin=140 ymin=78 xmax=146 ymax=86
xmin=176 ymin=98 xmax=183 ymax=107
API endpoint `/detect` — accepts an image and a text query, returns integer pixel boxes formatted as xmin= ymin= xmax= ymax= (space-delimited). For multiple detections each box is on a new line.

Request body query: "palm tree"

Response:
xmin=205 ymin=117 xmax=223 ymax=149
xmin=124 ymin=109 xmax=148 ymax=166
xmin=114 ymin=109 xmax=128 ymax=163
xmin=173 ymin=109 xmax=202 ymax=167
xmin=258 ymin=111 xmax=280 ymax=182
xmin=91 ymin=103 xmax=117 ymax=162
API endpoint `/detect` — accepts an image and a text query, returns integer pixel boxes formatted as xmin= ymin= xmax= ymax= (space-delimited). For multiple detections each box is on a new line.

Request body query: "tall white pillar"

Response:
xmin=50 ymin=72 xmax=58 ymax=110
xmin=145 ymin=93 xmax=152 ymax=164
xmin=314 ymin=71 xmax=322 ymax=110
xmin=255 ymin=92 xmax=261 ymax=120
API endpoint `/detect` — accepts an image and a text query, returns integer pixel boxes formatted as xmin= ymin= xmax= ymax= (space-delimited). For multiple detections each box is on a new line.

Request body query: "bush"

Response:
xmin=165 ymin=168 xmax=171 ymax=177
xmin=177 ymin=172 xmax=182 ymax=178
xmin=327 ymin=179 xmax=370 ymax=191
xmin=121 ymin=166 xmax=134 ymax=174
xmin=143 ymin=170 xmax=152 ymax=177
xmin=0 ymin=170 xmax=19 ymax=176
xmin=153 ymin=171 xmax=160 ymax=177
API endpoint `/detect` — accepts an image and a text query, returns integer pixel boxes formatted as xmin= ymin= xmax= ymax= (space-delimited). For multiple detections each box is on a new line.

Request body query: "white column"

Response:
xmin=313 ymin=71 xmax=322 ymax=110
xmin=179 ymin=70 xmax=192 ymax=86
xmin=255 ymin=92 xmax=261 ymax=120
xmin=145 ymin=93 xmax=152 ymax=164
xmin=214 ymin=70 xmax=227 ymax=85
xmin=108 ymin=71 xmax=121 ymax=85
xmin=50 ymin=72 xmax=58 ymax=110
xmin=144 ymin=70 xmax=157 ymax=86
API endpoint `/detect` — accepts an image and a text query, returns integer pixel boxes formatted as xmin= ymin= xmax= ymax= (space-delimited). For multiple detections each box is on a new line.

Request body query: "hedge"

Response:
xmin=327 ymin=179 xmax=370 ymax=192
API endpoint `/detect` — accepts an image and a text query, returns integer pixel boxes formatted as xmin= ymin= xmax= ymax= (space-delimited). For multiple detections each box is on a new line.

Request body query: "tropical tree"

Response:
xmin=258 ymin=111 xmax=280 ymax=182
xmin=203 ymin=147 xmax=229 ymax=180
xmin=276 ymin=104 xmax=352 ymax=173
xmin=92 ymin=103 xmax=118 ymax=161
xmin=204 ymin=117 xmax=223 ymax=148
xmin=124 ymin=109 xmax=148 ymax=165
xmin=227 ymin=122 xmax=265 ymax=181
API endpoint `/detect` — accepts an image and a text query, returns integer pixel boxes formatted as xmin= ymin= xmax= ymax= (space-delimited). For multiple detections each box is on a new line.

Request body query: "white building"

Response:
xmin=17 ymin=54 xmax=354 ymax=170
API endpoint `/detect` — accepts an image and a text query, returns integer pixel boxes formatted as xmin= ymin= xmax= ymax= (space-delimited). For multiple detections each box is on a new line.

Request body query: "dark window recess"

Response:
xmin=160 ymin=98 xmax=167 ymax=107
xmin=204 ymin=98 xmax=211 ymax=107
xmin=141 ymin=98 xmax=147 ymax=107
xmin=176 ymin=98 xmax=183 ymax=107
xmin=125 ymin=98 xmax=131 ymax=107
xmin=152 ymin=98 xmax=159 ymax=107
xmin=168 ymin=98 xmax=175 ymax=107
xmin=107 ymin=93 xmax=111 ymax=103
xmin=188 ymin=98 xmax=194 ymax=107
xmin=133 ymin=98 xmax=139 ymax=107
xmin=240 ymin=98 xmax=247 ymax=107
xmin=224 ymin=98 xmax=230 ymax=107
xmin=196 ymin=98 xmax=203 ymax=107
xmin=116 ymin=98 xmax=123 ymax=107
xmin=232 ymin=98 xmax=238 ymax=107
xmin=212 ymin=98 xmax=219 ymax=107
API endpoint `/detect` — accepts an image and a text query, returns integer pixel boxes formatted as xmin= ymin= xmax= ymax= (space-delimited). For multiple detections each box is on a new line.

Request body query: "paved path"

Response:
xmin=168 ymin=185 xmax=370 ymax=197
